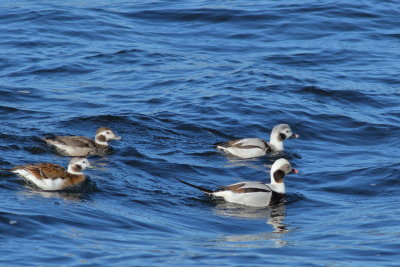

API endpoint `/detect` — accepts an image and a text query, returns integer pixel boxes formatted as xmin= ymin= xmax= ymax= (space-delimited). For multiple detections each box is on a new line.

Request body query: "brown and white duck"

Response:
xmin=215 ymin=124 xmax=299 ymax=159
xmin=11 ymin=157 xmax=91 ymax=191
xmin=44 ymin=127 xmax=121 ymax=156
xmin=176 ymin=158 xmax=297 ymax=207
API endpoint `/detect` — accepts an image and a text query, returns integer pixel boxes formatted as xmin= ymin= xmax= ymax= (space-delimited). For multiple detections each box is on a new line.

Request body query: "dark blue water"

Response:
xmin=1 ymin=1 xmax=399 ymax=265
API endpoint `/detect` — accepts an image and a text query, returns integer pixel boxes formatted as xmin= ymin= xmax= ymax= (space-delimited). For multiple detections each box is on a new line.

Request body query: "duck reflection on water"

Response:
xmin=213 ymin=202 xmax=289 ymax=248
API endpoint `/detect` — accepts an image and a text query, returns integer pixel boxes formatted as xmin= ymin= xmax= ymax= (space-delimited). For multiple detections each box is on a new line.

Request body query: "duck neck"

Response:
xmin=269 ymin=133 xmax=284 ymax=151
xmin=95 ymin=135 xmax=109 ymax=148
xmin=269 ymin=172 xmax=286 ymax=193
xmin=68 ymin=165 xmax=83 ymax=175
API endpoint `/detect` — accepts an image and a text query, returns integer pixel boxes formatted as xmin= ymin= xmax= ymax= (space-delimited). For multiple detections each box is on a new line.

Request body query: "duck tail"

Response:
xmin=175 ymin=178 xmax=213 ymax=194
xmin=214 ymin=141 xmax=227 ymax=149
xmin=0 ymin=167 xmax=14 ymax=174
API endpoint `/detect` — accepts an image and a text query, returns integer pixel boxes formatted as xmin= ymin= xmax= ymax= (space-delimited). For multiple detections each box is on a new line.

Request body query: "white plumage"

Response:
xmin=177 ymin=158 xmax=298 ymax=207
xmin=216 ymin=124 xmax=299 ymax=159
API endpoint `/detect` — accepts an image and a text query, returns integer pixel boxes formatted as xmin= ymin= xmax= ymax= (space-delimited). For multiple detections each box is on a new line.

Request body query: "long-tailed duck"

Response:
xmin=176 ymin=158 xmax=297 ymax=207
xmin=11 ymin=157 xmax=91 ymax=191
xmin=215 ymin=124 xmax=299 ymax=158
xmin=44 ymin=127 xmax=121 ymax=156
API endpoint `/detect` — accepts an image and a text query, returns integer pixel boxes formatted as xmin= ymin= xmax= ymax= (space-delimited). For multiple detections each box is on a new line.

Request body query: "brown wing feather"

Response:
xmin=219 ymin=183 xmax=271 ymax=193
xmin=220 ymin=183 xmax=246 ymax=192
xmin=218 ymin=139 xmax=271 ymax=150
xmin=49 ymin=136 xmax=96 ymax=148
xmin=24 ymin=163 xmax=67 ymax=180
xmin=216 ymin=140 xmax=254 ymax=149
xmin=12 ymin=163 xmax=86 ymax=188
xmin=20 ymin=165 xmax=43 ymax=180
xmin=260 ymin=140 xmax=273 ymax=153
xmin=225 ymin=140 xmax=245 ymax=147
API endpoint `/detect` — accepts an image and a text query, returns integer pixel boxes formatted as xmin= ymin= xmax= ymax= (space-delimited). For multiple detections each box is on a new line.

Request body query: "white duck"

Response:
xmin=176 ymin=158 xmax=298 ymax=207
xmin=215 ymin=124 xmax=299 ymax=159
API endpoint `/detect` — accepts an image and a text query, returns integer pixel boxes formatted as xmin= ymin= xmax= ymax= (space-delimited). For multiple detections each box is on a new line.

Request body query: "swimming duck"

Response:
xmin=176 ymin=158 xmax=297 ymax=207
xmin=44 ymin=127 xmax=121 ymax=156
xmin=11 ymin=157 xmax=91 ymax=191
xmin=215 ymin=124 xmax=299 ymax=159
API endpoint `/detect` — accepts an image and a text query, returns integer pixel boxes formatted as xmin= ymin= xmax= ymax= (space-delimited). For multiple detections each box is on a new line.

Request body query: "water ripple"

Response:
xmin=1 ymin=0 xmax=399 ymax=265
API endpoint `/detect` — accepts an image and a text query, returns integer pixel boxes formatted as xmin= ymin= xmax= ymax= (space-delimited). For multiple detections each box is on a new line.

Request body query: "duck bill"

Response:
xmin=291 ymin=168 xmax=299 ymax=174
xmin=87 ymin=164 xmax=94 ymax=169
xmin=112 ymin=135 xmax=122 ymax=140
xmin=291 ymin=133 xmax=300 ymax=139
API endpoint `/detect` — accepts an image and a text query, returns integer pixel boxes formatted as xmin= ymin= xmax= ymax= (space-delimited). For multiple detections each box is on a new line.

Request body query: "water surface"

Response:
xmin=1 ymin=1 xmax=399 ymax=266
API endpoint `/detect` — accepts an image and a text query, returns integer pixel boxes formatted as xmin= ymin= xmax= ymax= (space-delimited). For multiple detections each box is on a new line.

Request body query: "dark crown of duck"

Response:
xmin=96 ymin=127 xmax=112 ymax=135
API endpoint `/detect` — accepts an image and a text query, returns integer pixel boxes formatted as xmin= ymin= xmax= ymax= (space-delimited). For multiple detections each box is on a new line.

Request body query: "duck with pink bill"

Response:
xmin=176 ymin=158 xmax=298 ymax=208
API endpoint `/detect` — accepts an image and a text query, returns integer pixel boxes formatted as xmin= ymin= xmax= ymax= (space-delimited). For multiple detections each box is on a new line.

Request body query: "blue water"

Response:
xmin=1 ymin=1 xmax=399 ymax=265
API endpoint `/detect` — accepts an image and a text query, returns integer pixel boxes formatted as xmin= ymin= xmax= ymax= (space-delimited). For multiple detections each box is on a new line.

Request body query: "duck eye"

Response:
xmin=106 ymin=131 xmax=110 ymax=134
